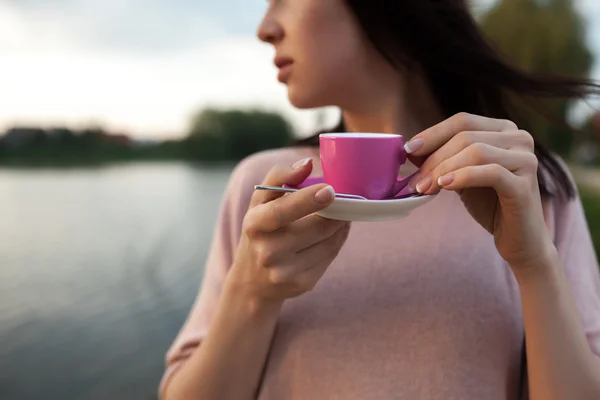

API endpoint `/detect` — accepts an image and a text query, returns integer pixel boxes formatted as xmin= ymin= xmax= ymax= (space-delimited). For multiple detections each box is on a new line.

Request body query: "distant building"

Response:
xmin=0 ymin=126 xmax=135 ymax=150
xmin=2 ymin=127 xmax=46 ymax=149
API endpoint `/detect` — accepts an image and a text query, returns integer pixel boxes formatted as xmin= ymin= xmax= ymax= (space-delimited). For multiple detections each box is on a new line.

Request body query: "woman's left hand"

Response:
xmin=406 ymin=112 xmax=555 ymax=271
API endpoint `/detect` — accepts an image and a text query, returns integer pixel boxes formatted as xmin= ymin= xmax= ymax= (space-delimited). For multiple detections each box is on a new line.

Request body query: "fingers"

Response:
xmin=249 ymin=215 xmax=347 ymax=269
xmin=267 ymin=223 xmax=351 ymax=286
xmin=405 ymin=112 xmax=518 ymax=158
xmin=433 ymin=164 xmax=524 ymax=199
xmin=245 ymin=183 xmax=336 ymax=234
xmin=250 ymin=157 xmax=314 ymax=207
xmin=416 ymin=144 xmax=538 ymax=195
xmin=278 ymin=214 xmax=349 ymax=252
xmin=416 ymin=130 xmax=534 ymax=179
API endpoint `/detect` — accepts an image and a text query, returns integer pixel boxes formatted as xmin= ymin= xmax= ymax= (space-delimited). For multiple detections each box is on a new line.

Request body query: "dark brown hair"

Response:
xmin=294 ymin=0 xmax=600 ymax=199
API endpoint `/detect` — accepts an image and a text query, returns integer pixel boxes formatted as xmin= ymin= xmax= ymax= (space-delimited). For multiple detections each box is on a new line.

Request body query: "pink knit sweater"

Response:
xmin=161 ymin=147 xmax=600 ymax=399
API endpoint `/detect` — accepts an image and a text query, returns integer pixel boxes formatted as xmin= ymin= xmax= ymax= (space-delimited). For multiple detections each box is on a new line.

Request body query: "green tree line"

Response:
xmin=480 ymin=0 xmax=596 ymax=157
xmin=1 ymin=0 xmax=598 ymax=166
xmin=182 ymin=108 xmax=294 ymax=162
xmin=0 ymin=108 xmax=295 ymax=166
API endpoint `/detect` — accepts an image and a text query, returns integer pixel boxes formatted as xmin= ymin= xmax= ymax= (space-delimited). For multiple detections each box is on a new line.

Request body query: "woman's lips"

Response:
xmin=274 ymin=56 xmax=293 ymax=83
xmin=277 ymin=63 xmax=293 ymax=83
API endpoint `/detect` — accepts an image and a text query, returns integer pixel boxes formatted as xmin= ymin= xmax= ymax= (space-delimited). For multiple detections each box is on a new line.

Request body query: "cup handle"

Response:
xmin=390 ymin=170 xmax=418 ymax=197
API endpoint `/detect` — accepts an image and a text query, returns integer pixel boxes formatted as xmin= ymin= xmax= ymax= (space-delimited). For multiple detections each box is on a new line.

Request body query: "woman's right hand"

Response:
xmin=228 ymin=157 xmax=351 ymax=305
xmin=163 ymin=158 xmax=348 ymax=400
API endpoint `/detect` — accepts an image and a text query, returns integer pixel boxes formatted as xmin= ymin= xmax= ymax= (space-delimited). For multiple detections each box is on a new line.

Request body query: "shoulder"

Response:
xmin=539 ymin=154 xmax=587 ymax=241
xmin=538 ymin=152 xmax=576 ymax=196
xmin=229 ymin=146 xmax=317 ymax=185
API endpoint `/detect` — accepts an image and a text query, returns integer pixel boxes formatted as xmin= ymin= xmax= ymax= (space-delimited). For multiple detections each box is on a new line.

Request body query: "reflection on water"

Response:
xmin=0 ymin=163 xmax=234 ymax=400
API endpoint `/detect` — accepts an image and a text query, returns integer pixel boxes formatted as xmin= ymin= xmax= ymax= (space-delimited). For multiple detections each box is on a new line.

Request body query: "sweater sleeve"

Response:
xmin=158 ymin=155 xmax=264 ymax=398
xmin=552 ymin=192 xmax=600 ymax=357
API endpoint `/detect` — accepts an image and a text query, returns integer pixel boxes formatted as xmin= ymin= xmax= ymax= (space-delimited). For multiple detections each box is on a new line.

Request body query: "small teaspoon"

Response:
xmin=254 ymin=185 xmax=368 ymax=200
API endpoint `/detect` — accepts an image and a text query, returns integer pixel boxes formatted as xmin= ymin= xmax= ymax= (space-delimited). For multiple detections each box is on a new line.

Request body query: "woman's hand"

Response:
xmin=406 ymin=112 xmax=555 ymax=271
xmin=229 ymin=158 xmax=351 ymax=306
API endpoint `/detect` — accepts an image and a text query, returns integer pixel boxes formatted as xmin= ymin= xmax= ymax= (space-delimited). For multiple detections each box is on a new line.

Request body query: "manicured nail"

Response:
xmin=407 ymin=173 xmax=421 ymax=193
xmin=404 ymin=138 xmax=424 ymax=154
xmin=314 ymin=185 xmax=335 ymax=203
xmin=416 ymin=176 xmax=433 ymax=194
xmin=438 ymin=174 xmax=455 ymax=187
xmin=292 ymin=157 xmax=311 ymax=170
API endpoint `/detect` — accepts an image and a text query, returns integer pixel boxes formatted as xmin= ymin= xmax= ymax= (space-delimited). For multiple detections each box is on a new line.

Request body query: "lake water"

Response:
xmin=0 ymin=163 xmax=235 ymax=400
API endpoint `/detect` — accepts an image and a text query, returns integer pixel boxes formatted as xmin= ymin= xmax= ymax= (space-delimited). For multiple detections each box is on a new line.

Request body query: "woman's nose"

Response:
xmin=257 ymin=16 xmax=284 ymax=44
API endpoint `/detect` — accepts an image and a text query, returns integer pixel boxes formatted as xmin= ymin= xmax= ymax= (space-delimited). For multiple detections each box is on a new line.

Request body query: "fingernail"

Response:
xmin=314 ymin=185 xmax=335 ymax=203
xmin=292 ymin=157 xmax=311 ymax=170
xmin=438 ymin=174 xmax=455 ymax=187
xmin=407 ymin=173 xmax=421 ymax=193
xmin=404 ymin=138 xmax=424 ymax=154
xmin=416 ymin=176 xmax=433 ymax=194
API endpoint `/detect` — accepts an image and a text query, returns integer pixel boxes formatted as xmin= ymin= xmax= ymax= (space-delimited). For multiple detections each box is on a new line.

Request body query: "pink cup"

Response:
xmin=319 ymin=133 xmax=412 ymax=200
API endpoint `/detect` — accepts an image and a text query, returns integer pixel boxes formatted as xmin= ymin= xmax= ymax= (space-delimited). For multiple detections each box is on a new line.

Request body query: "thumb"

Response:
xmin=250 ymin=157 xmax=314 ymax=207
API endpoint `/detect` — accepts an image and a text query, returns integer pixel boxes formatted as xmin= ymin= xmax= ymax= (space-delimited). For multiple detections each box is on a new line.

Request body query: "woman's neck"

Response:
xmin=341 ymin=70 xmax=445 ymax=139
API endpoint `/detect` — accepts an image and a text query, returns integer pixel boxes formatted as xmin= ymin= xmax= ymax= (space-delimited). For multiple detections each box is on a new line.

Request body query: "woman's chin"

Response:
xmin=286 ymin=87 xmax=329 ymax=110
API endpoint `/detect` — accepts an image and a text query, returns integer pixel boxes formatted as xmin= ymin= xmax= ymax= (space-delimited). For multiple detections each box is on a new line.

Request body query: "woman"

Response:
xmin=161 ymin=0 xmax=600 ymax=399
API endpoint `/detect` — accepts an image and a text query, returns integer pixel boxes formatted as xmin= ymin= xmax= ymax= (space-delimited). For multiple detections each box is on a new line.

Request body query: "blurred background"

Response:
xmin=1 ymin=0 xmax=600 ymax=399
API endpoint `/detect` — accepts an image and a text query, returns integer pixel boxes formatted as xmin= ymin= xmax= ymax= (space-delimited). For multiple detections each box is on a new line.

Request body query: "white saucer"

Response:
xmin=294 ymin=177 xmax=436 ymax=222
xmin=316 ymin=194 xmax=435 ymax=222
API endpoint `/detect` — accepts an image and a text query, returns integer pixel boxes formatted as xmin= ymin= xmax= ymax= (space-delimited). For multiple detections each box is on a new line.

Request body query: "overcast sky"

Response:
xmin=1 ymin=0 xmax=599 ymax=139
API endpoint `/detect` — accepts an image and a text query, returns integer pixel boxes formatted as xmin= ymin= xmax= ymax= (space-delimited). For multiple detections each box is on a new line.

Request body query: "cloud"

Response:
xmin=0 ymin=0 xmax=598 ymax=138
xmin=1 ymin=0 xmax=265 ymax=53
xmin=0 ymin=32 xmax=308 ymax=138
xmin=1 ymin=1 xmax=221 ymax=54
xmin=0 ymin=1 xmax=334 ymax=138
